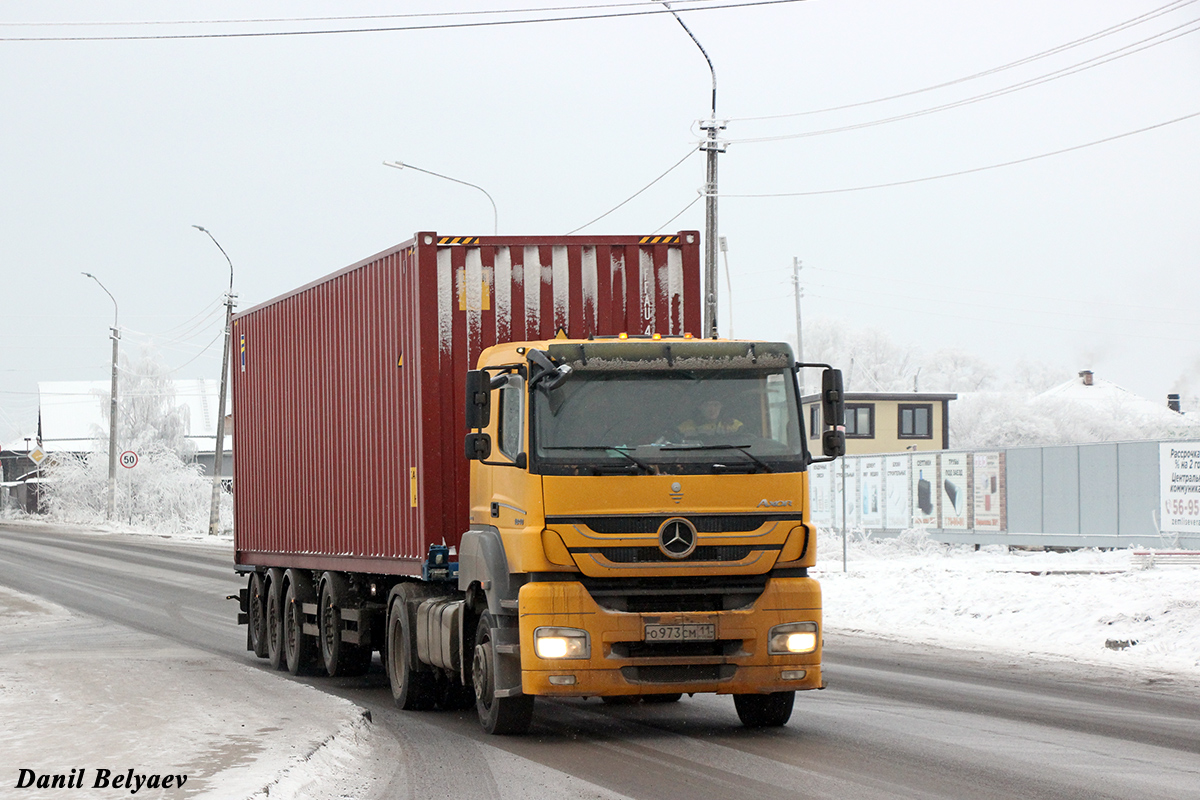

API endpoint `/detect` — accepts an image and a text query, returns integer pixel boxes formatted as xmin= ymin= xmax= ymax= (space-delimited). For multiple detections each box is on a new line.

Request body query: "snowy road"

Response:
xmin=2 ymin=522 xmax=1199 ymax=799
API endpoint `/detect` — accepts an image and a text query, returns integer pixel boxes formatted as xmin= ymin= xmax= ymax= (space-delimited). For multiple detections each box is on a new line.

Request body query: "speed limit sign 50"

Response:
xmin=120 ymin=451 xmax=138 ymax=469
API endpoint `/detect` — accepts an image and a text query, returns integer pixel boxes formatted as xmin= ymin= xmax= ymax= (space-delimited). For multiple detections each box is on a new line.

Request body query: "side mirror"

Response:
xmin=465 ymin=370 xmax=491 ymax=429
xmin=821 ymin=368 xmax=846 ymax=458
xmin=465 ymin=432 xmax=491 ymax=461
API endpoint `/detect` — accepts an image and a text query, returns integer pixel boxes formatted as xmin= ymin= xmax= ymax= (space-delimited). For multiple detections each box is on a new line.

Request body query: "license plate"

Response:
xmin=644 ymin=623 xmax=716 ymax=642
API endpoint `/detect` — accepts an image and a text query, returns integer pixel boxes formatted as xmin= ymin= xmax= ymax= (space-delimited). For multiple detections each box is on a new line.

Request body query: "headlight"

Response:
xmin=768 ymin=621 xmax=818 ymax=655
xmin=533 ymin=627 xmax=590 ymax=659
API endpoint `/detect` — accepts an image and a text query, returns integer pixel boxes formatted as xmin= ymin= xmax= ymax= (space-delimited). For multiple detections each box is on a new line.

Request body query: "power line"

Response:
xmin=726 ymin=17 xmax=1200 ymax=144
xmin=0 ymin=0 xmax=725 ymax=28
xmin=654 ymin=194 xmax=702 ymax=233
xmin=0 ymin=0 xmax=808 ymax=42
xmin=728 ymin=0 xmax=1198 ymax=123
xmin=566 ymin=148 xmax=698 ymax=234
xmin=721 ymin=109 xmax=1200 ymax=197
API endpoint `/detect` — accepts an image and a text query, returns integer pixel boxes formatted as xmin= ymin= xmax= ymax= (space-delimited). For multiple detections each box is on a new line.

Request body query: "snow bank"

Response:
xmin=816 ymin=528 xmax=1200 ymax=679
xmin=0 ymin=585 xmax=396 ymax=800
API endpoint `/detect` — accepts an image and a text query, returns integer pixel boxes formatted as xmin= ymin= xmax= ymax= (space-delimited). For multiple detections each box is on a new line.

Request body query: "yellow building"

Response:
xmin=802 ymin=392 xmax=956 ymax=456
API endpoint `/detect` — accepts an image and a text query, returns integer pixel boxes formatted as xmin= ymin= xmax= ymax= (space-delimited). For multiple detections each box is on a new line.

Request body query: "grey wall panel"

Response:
xmin=1079 ymin=443 xmax=1118 ymax=537
xmin=1005 ymin=447 xmax=1044 ymax=533
xmin=1042 ymin=446 xmax=1080 ymax=534
xmin=1117 ymin=441 xmax=1161 ymax=541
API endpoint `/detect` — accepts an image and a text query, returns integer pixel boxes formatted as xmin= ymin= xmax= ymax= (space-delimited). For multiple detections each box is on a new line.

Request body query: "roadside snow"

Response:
xmin=0 ymin=584 xmax=399 ymax=799
xmin=816 ymin=529 xmax=1200 ymax=682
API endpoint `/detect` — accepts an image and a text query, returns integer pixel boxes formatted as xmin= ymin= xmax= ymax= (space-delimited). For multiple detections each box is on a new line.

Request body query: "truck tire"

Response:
xmin=387 ymin=586 xmax=437 ymax=710
xmin=733 ymin=691 xmax=795 ymax=728
xmin=473 ymin=612 xmax=533 ymax=735
xmin=283 ymin=580 xmax=317 ymax=676
xmin=266 ymin=573 xmax=286 ymax=671
xmin=248 ymin=573 xmax=269 ymax=659
xmin=318 ymin=575 xmax=371 ymax=677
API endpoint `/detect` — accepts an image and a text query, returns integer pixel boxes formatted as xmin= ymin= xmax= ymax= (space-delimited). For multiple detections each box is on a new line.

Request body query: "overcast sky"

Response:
xmin=2 ymin=0 xmax=1197 ymax=445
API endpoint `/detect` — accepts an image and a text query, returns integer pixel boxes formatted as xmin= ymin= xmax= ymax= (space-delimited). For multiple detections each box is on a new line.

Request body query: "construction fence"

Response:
xmin=808 ymin=440 xmax=1200 ymax=549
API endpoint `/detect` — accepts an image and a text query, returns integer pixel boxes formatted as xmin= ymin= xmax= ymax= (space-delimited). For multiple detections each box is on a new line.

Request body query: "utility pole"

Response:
xmin=82 ymin=272 xmax=119 ymax=520
xmin=792 ymin=257 xmax=804 ymax=392
xmin=701 ymin=116 xmax=726 ymax=339
xmin=661 ymin=2 xmax=724 ymax=339
xmin=193 ymin=226 xmax=235 ymax=537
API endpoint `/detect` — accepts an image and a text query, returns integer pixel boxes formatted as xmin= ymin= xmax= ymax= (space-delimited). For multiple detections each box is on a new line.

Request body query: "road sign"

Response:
xmin=29 ymin=446 xmax=46 ymax=466
xmin=120 ymin=450 xmax=138 ymax=469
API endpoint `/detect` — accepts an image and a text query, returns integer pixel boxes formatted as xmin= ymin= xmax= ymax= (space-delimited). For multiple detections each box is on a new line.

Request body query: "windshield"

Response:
xmin=532 ymin=369 xmax=807 ymax=475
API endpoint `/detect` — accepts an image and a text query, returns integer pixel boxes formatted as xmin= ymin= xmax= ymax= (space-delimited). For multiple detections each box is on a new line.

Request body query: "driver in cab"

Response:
xmin=678 ymin=399 xmax=743 ymax=436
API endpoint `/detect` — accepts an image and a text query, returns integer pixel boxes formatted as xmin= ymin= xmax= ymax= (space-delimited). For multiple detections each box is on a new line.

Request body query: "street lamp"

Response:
xmin=192 ymin=225 xmax=236 ymax=537
xmin=660 ymin=2 xmax=725 ymax=339
xmin=383 ymin=160 xmax=498 ymax=235
xmin=81 ymin=272 xmax=119 ymax=520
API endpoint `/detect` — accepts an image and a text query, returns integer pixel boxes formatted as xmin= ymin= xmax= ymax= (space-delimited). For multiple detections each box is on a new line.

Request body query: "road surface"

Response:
xmin=2 ymin=522 xmax=1198 ymax=799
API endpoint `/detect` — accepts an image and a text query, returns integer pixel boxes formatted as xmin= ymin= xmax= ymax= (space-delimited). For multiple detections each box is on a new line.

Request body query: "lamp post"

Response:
xmin=661 ymin=2 xmax=724 ymax=339
xmin=193 ymin=226 xmax=235 ymax=537
xmin=792 ymin=257 xmax=804 ymax=393
xmin=383 ymin=160 xmax=498 ymax=235
xmin=82 ymin=272 xmax=119 ymax=520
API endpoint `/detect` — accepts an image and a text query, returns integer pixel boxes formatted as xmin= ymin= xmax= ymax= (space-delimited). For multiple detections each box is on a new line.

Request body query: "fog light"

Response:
xmin=548 ymin=675 xmax=577 ymax=686
xmin=534 ymin=627 xmax=590 ymax=659
xmin=768 ymin=622 xmax=819 ymax=655
xmin=781 ymin=669 xmax=807 ymax=681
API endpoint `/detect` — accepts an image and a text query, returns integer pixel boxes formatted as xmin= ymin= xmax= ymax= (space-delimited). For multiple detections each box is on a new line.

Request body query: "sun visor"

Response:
xmin=545 ymin=341 xmax=794 ymax=372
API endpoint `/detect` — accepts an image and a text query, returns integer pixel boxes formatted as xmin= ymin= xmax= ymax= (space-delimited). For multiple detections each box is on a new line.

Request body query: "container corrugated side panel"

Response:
xmin=234 ymin=232 xmax=700 ymax=572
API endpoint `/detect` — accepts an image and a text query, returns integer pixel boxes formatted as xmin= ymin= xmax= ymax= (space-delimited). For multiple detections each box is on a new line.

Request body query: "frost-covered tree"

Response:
xmin=43 ymin=348 xmax=229 ymax=534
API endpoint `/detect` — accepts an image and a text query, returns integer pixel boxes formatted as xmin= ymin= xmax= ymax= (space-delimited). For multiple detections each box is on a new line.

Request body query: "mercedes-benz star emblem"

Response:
xmin=657 ymin=517 xmax=698 ymax=559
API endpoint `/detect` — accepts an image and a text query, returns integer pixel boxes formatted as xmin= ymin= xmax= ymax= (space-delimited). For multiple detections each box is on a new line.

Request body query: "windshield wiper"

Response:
xmin=542 ymin=446 xmax=652 ymax=474
xmin=659 ymin=443 xmax=773 ymax=473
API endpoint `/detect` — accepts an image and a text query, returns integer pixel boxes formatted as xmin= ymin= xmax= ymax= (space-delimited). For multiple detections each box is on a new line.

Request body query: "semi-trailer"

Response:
xmin=232 ymin=231 xmax=845 ymax=734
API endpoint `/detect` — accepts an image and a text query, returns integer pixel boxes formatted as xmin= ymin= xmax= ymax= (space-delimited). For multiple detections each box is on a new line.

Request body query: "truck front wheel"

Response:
xmin=733 ymin=691 xmax=795 ymax=728
xmin=472 ymin=612 xmax=533 ymax=735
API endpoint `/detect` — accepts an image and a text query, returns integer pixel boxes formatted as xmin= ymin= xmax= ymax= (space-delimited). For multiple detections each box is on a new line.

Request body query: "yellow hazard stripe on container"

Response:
xmin=437 ymin=236 xmax=481 ymax=246
xmin=639 ymin=235 xmax=680 ymax=245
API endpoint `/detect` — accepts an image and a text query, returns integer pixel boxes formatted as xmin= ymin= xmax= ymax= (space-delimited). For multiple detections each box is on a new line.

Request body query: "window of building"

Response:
xmin=898 ymin=404 xmax=933 ymax=439
xmin=809 ymin=405 xmax=821 ymax=439
xmin=843 ymin=404 xmax=874 ymax=438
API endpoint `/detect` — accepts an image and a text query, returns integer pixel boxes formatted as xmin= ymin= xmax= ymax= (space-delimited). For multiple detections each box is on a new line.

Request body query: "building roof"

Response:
xmin=1037 ymin=373 xmax=1188 ymax=425
xmin=37 ymin=379 xmax=231 ymax=454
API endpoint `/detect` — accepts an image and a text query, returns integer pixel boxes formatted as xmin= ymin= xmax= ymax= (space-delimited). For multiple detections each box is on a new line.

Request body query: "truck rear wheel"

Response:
xmin=387 ymin=586 xmax=437 ymax=710
xmin=473 ymin=612 xmax=533 ymax=735
xmin=319 ymin=576 xmax=371 ymax=677
xmin=265 ymin=573 xmax=285 ymax=671
xmin=283 ymin=581 xmax=317 ymax=676
xmin=733 ymin=691 xmax=795 ymax=728
xmin=248 ymin=573 xmax=269 ymax=659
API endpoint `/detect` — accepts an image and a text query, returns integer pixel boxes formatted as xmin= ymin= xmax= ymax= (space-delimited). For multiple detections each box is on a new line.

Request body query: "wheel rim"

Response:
xmin=473 ymin=638 xmax=493 ymax=710
xmin=321 ymin=593 xmax=337 ymax=661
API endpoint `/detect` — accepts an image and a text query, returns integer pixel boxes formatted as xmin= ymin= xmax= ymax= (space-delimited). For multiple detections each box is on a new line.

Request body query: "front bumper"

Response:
xmin=517 ymin=576 xmax=822 ymax=697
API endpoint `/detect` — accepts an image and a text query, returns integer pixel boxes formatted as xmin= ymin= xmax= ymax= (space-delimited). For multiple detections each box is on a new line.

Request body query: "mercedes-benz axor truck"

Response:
xmin=231 ymin=232 xmax=845 ymax=734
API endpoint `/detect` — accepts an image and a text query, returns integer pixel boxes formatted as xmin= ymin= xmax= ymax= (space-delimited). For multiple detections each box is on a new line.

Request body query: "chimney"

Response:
xmin=1079 ymin=370 xmax=1094 ymax=386
xmin=1168 ymin=393 xmax=1182 ymax=413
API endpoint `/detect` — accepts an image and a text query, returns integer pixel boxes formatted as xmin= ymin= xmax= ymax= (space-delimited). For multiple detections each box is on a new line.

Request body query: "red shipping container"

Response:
xmin=232 ymin=232 xmax=701 ymax=575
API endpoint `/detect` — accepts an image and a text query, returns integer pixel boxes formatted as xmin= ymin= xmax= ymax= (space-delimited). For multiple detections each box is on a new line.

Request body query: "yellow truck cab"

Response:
xmin=458 ymin=335 xmax=845 ymax=732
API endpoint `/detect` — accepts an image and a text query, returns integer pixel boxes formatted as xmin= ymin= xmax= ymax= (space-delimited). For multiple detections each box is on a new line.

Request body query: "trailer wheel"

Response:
xmin=284 ymin=581 xmax=317 ymax=676
xmin=247 ymin=573 xmax=269 ymax=659
xmin=318 ymin=577 xmax=370 ymax=677
xmin=265 ymin=573 xmax=285 ymax=671
xmin=386 ymin=587 xmax=437 ymax=710
xmin=473 ymin=612 xmax=533 ymax=735
xmin=733 ymin=691 xmax=795 ymax=728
